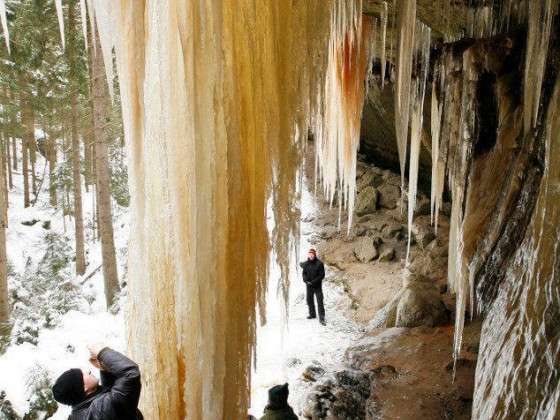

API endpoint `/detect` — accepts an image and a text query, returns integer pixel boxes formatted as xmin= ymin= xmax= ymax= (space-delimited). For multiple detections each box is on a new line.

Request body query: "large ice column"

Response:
xmin=92 ymin=1 xmax=365 ymax=419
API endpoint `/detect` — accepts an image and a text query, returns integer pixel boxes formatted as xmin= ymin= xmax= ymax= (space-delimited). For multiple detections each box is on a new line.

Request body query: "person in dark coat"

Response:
xmin=299 ymin=248 xmax=326 ymax=325
xmin=52 ymin=345 xmax=143 ymax=420
xmin=259 ymin=383 xmax=298 ymax=420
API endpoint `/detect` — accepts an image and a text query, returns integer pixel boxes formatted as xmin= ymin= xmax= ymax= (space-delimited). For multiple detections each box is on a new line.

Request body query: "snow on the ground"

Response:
xmin=249 ymin=183 xmax=361 ymax=417
xmin=1 ymin=147 xmax=128 ymax=418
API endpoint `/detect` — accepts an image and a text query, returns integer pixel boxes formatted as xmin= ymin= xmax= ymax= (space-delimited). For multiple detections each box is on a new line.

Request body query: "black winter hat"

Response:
xmin=268 ymin=383 xmax=289 ymax=408
xmin=52 ymin=369 xmax=85 ymax=406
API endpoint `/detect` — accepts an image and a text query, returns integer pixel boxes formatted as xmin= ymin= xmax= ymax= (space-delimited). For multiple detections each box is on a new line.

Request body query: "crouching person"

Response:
xmin=52 ymin=344 xmax=143 ymax=419
xmin=260 ymin=383 xmax=298 ymax=420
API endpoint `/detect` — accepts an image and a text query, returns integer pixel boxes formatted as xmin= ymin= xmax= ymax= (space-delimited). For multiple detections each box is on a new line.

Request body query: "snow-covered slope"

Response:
xmin=0 ymin=146 xmax=128 ymax=419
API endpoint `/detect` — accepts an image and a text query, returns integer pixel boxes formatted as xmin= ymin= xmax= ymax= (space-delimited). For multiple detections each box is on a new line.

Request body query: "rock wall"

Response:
xmin=358 ymin=3 xmax=560 ymax=418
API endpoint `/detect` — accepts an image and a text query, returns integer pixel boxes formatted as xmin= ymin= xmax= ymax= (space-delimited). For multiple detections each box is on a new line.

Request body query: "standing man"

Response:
xmin=300 ymin=248 xmax=326 ymax=325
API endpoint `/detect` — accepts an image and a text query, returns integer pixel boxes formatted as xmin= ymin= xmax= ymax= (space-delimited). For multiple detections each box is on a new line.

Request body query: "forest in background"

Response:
xmin=0 ymin=1 xmax=128 ymax=417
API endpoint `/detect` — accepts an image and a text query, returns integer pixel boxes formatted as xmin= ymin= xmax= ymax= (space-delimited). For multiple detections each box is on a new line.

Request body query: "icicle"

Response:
xmin=430 ymin=78 xmax=442 ymax=228
xmin=79 ymin=0 xmax=88 ymax=49
xmin=312 ymin=2 xmax=373 ymax=232
xmin=380 ymin=1 xmax=388 ymax=89
xmin=55 ymin=0 xmax=65 ymax=50
xmin=524 ymin=0 xmax=554 ymax=135
xmin=394 ymin=0 xmax=417 ymax=209
xmin=406 ymin=21 xmax=431 ymax=263
xmin=92 ymin=0 xmax=115 ymax=101
xmin=0 ymin=0 xmax=9 ymax=54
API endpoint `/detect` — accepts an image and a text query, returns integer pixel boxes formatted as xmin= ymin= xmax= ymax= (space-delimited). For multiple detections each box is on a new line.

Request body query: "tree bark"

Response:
xmin=68 ymin=0 xmax=86 ymax=275
xmin=11 ymin=137 xmax=17 ymax=171
xmin=47 ymin=130 xmax=57 ymax=207
xmin=4 ymin=132 xmax=12 ymax=191
xmin=21 ymin=95 xmax=32 ymax=208
xmin=91 ymin=23 xmax=119 ymax=307
xmin=28 ymin=109 xmax=37 ymax=197
xmin=0 ymin=125 xmax=9 ymax=331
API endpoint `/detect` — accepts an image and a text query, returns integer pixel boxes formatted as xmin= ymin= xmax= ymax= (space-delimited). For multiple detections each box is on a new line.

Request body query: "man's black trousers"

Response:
xmin=306 ymin=284 xmax=325 ymax=321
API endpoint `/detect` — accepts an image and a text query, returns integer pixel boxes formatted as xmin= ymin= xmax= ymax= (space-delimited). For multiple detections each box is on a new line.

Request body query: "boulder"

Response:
xmin=395 ymin=282 xmax=449 ymax=327
xmin=377 ymin=184 xmax=401 ymax=209
xmin=354 ymin=237 xmax=379 ymax=263
xmin=355 ymin=186 xmax=378 ymax=216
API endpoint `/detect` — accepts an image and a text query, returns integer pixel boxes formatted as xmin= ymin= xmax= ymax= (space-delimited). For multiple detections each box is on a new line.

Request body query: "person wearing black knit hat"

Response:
xmin=52 ymin=344 xmax=143 ymax=419
xmin=259 ymin=383 xmax=298 ymax=420
xmin=299 ymin=248 xmax=326 ymax=325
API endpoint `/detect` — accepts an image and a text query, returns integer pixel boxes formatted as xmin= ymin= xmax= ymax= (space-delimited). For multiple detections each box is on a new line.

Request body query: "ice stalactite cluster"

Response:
xmin=78 ymin=1 xmax=371 ymax=418
xmin=524 ymin=0 xmax=555 ymax=134
xmin=406 ymin=21 xmax=431 ymax=262
xmin=313 ymin=0 xmax=373 ymax=230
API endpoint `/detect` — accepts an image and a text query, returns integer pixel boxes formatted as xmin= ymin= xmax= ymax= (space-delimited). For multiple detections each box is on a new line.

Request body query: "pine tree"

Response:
xmin=90 ymin=23 xmax=119 ymax=307
xmin=67 ymin=0 xmax=86 ymax=275
xmin=0 ymin=121 xmax=8 ymax=331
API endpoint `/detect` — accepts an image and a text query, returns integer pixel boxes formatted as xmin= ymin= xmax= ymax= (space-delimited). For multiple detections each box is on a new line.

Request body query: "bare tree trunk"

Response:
xmin=0 ymin=133 xmax=7 ymax=210
xmin=47 ymin=130 xmax=57 ymax=207
xmin=68 ymin=1 xmax=86 ymax=275
xmin=28 ymin=109 xmax=37 ymax=197
xmin=4 ymin=135 xmax=14 ymax=190
xmin=71 ymin=97 xmax=86 ymax=275
xmin=21 ymin=95 xmax=32 ymax=208
xmin=11 ymin=137 xmax=17 ymax=171
xmin=91 ymin=23 xmax=119 ymax=307
xmin=0 ymin=126 xmax=9 ymax=331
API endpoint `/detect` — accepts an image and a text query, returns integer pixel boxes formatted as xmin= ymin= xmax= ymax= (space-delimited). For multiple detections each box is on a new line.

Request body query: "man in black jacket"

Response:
xmin=52 ymin=345 xmax=143 ymax=419
xmin=299 ymin=248 xmax=326 ymax=325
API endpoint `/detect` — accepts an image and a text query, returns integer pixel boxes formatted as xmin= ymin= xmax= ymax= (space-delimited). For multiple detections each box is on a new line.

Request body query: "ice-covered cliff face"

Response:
xmin=361 ymin=1 xmax=560 ymax=418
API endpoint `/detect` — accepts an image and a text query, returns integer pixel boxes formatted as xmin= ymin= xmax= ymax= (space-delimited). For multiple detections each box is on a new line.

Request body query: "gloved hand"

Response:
xmin=87 ymin=343 xmax=105 ymax=370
